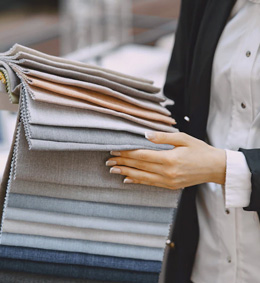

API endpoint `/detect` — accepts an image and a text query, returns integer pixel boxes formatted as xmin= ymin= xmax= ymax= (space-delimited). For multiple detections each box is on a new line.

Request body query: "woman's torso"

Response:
xmin=191 ymin=1 xmax=260 ymax=282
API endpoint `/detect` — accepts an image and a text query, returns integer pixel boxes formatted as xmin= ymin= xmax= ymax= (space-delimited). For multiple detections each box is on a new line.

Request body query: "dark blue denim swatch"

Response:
xmin=0 ymin=245 xmax=162 ymax=272
xmin=0 ymin=258 xmax=159 ymax=283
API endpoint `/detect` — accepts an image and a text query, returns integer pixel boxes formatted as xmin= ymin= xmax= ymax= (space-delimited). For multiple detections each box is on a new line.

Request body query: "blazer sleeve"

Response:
xmin=239 ymin=148 xmax=260 ymax=211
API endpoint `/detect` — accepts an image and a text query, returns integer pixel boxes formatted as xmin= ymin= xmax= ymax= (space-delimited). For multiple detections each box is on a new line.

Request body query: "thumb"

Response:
xmin=145 ymin=131 xmax=191 ymax=146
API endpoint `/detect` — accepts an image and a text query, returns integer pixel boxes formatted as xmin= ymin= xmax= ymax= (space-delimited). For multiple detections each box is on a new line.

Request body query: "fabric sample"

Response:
xmin=0 ymin=110 xmax=20 ymax=224
xmin=26 ymin=90 xmax=177 ymax=134
xmin=0 ymin=258 xmax=159 ymax=283
xmin=25 ymin=76 xmax=175 ymax=125
xmin=10 ymin=179 xmax=177 ymax=208
xmin=0 ymin=68 xmax=19 ymax=111
xmin=1 ymin=233 xmax=164 ymax=261
xmin=0 ymin=44 xmax=182 ymax=282
xmin=0 ymin=60 xmax=20 ymax=103
xmin=18 ymin=67 xmax=169 ymax=114
xmin=29 ymin=139 xmax=172 ymax=151
xmin=0 ymin=67 xmax=19 ymax=105
xmin=3 ymin=43 xmax=153 ymax=84
xmin=13 ymin=52 xmax=161 ymax=93
xmin=7 ymin=194 xmax=174 ymax=224
xmin=3 ymin=219 xmax=166 ymax=248
xmin=0 ymin=270 xmax=105 ymax=283
xmin=16 ymin=59 xmax=164 ymax=102
xmin=26 ymin=85 xmax=177 ymax=133
xmin=0 ymin=245 xmax=162 ymax=272
xmin=28 ymin=124 xmax=173 ymax=151
xmin=14 ymin=126 xmax=180 ymax=207
xmin=5 ymin=207 xmax=169 ymax=236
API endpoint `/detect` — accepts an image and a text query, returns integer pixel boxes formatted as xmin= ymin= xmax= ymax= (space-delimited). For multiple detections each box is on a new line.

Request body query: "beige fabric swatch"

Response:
xmin=26 ymin=76 xmax=175 ymax=125
xmin=18 ymin=67 xmax=170 ymax=115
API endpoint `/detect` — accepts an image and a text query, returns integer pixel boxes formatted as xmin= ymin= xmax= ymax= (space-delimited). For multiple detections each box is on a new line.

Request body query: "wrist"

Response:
xmin=209 ymin=147 xmax=226 ymax=185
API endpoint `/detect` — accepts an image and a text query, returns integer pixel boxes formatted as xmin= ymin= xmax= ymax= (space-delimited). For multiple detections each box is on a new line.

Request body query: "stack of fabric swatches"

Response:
xmin=0 ymin=44 xmax=181 ymax=283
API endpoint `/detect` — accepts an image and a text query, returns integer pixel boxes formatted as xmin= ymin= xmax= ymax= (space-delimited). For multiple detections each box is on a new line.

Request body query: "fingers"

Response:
xmin=145 ymin=131 xmax=192 ymax=146
xmin=124 ymin=178 xmax=177 ymax=190
xmin=110 ymin=149 xmax=166 ymax=164
xmin=106 ymin=157 xmax=164 ymax=176
xmin=109 ymin=166 xmax=177 ymax=189
xmin=110 ymin=165 xmax=165 ymax=183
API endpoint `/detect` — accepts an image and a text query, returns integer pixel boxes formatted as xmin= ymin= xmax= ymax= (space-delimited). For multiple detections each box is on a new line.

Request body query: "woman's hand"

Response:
xmin=106 ymin=132 xmax=226 ymax=190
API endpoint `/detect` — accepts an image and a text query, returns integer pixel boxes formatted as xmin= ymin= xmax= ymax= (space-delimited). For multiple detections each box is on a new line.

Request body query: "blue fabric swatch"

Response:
xmin=8 ymin=193 xmax=174 ymax=223
xmin=1 ymin=233 xmax=164 ymax=261
xmin=0 ymin=258 xmax=159 ymax=283
xmin=0 ymin=245 xmax=162 ymax=273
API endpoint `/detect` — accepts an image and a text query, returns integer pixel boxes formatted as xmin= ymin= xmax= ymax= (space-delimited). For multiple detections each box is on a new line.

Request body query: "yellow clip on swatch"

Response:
xmin=0 ymin=72 xmax=6 ymax=84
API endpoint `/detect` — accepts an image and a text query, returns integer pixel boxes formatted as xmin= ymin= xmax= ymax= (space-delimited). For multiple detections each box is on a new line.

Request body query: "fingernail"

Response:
xmin=145 ymin=131 xmax=156 ymax=140
xmin=110 ymin=167 xmax=121 ymax=174
xmin=106 ymin=160 xmax=117 ymax=166
xmin=110 ymin=151 xmax=121 ymax=156
xmin=124 ymin=178 xmax=133 ymax=184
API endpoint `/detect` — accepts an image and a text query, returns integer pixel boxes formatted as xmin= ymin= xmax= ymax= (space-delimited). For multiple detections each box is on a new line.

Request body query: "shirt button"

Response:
xmin=227 ymin=256 xmax=232 ymax=263
xmin=166 ymin=239 xmax=175 ymax=248
xmin=241 ymin=102 xmax=246 ymax=109
xmin=225 ymin=209 xmax=230 ymax=214
xmin=246 ymin=51 xmax=251 ymax=57
xmin=184 ymin=116 xmax=190 ymax=122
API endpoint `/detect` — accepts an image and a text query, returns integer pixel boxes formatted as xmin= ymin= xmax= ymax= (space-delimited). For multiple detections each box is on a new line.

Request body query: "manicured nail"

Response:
xmin=106 ymin=160 xmax=117 ymax=166
xmin=110 ymin=167 xmax=121 ymax=174
xmin=145 ymin=131 xmax=156 ymax=140
xmin=110 ymin=151 xmax=121 ymax=156
xmin=124 ymin=178 xmax=134 ymax=184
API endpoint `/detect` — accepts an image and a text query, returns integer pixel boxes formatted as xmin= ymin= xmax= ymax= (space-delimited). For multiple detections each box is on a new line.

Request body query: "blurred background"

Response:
xmin=0 ymin=0 xmax=181 ymax=180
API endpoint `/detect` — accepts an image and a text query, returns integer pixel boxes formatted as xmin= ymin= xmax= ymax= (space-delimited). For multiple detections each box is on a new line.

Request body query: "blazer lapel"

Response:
xmin=187 ymin=0 xmax=236 ymax=139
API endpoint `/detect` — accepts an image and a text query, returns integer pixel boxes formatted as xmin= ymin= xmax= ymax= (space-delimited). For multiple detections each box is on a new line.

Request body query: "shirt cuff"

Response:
xmin=224 ymin=149 xmax=252 ymax=208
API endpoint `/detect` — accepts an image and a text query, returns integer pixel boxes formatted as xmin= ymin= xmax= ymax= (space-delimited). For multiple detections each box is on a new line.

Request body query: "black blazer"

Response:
xmin=163 ymin=0 xmax=260 ymax=282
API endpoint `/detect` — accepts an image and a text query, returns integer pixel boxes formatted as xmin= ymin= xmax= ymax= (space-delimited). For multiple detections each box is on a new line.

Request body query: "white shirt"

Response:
xmin=191 ymin=1 xmax=260 ymax=282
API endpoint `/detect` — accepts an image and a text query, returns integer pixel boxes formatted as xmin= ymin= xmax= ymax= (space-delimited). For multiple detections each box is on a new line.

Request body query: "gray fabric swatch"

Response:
xmin=5 ymin=207 xmax=169 ymax=236
xmin=8 ymin=194 xmax=174 ymax=224
xmin=27 ymin=86 xmax=177 ymax=133
xmin=26 ymin=91 xmax=177 ymax=134
xmin=2 ymin=43 xmax=153 ymax=84
xmin=14 ymin=126 xmax=180 ymax=204
xmin=28 ymin=125 xmax=172 ymax=151
xmin=14 ymin=52 xmax=161 ymax=94
xmin=10 ymin=179 xmax=178 ymax=208
xmin=1 ymin=233 xmax=164 ymax=261
xmin=3 ymin=219 xmax=166 ymax=248
xmin=17 ymin=59 xmax=164 ymax=102
xmin=0 ymin=110 xmax=21 ymax=227
xmin=29 ymin=139 xmax=170 ymax=151
xmin=29 ymin=125 xmax=172 ymax=150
